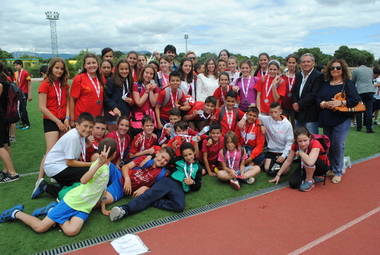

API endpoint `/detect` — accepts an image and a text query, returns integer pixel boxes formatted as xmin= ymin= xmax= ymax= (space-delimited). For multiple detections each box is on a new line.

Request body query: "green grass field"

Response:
xmin=0 ymin=81 xmax=379 ymax=254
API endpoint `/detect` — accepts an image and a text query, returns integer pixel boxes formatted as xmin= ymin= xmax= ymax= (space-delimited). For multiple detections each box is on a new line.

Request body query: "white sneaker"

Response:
xmin=109 ymin=207 xmax=126 ymax=222
xmin=246 ymin=177 xmax=255 ymax=184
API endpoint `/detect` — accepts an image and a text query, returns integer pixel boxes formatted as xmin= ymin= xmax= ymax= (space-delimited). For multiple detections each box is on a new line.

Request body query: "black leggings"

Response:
xmin=289 ymin=159 xmax=329 ymax=189
xmin=46 ymin=166 xmax=89 ymax=198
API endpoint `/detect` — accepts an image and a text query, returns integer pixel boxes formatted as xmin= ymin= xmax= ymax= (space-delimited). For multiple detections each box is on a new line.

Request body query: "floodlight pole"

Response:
xmin=45 ymin=11 xmax=59 ymax=57
xmin=184 ymin=33 xmax=189 ymax=53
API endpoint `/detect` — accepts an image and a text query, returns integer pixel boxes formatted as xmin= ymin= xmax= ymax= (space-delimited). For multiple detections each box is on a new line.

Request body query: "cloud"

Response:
xmin=1 ymin=0 xmax=379 ymax=58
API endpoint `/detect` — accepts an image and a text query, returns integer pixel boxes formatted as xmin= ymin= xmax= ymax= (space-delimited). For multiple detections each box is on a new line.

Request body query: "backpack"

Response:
xmin=162 ymin=87 xmax=184 ymax=106
xmin=4 ymin=81 xmax=22 ymax=123
xmin=311 ymin=134 xmax=330 ymax=155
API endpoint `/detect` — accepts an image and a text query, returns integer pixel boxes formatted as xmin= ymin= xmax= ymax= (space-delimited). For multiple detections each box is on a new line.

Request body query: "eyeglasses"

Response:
xmin=329 ymin=66 xmax=342 ymax=71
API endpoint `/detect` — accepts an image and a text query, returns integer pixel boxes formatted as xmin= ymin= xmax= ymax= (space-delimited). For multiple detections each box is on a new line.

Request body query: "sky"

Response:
xmin=1 ymin=0 xmax=380 ymax=58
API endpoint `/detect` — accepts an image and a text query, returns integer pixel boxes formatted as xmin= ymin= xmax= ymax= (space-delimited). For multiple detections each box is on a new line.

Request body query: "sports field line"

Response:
xmin=20 ymin=171 xmax=39 ymax=177
xmin=288 ymin=206 xmax=380 ymax=255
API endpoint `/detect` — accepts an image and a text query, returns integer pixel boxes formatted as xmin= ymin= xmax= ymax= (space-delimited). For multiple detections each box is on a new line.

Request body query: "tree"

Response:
xmin=293 ymin=47 xmax=333 ymax=66
xmin=334 ymin=46 xmax=374 ymax=66
xmin=198 ymin=52 xmax=218 ymax=64
xmin=0 ymin=48 xmax=12 ymax=60
xmin=113 ymin=50 xmax=124 ymax=60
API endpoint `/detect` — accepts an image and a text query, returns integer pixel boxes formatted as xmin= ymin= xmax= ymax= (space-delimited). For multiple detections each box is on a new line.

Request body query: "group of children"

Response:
xmin=0 ymin=47 xmax=331 ymax=237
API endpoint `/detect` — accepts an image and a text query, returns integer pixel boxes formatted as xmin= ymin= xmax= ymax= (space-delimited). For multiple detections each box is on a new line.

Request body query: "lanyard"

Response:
xmin=227 ymin=150 xmax=237 ymax=169
xmin=116 ymin=132 xmax=126 ymax=161
xmin=160 ymin=72 xmax=168 ymax=87
xmin=122 ymin=80 xmax=129 ymax=97
xmin=244 ymin=122 xmax=255 ymax=144
xmin=265 ymin=76 xmax=275 ymax=99
xmin=241 ymin=76 xmax=252 ymax=99
xmin=87 ymin=73 xmax=101 ymax=100
xmin=225 ymin=106 xmax=234 ymax=129
xmin=17 ymin=70 xmax=23 ymax=84
xmin=260 ymin=69 xmax=267 ymax=77
xmin=199 ymin=110 xmax=211 ymax=120
xmin=287 ymin=74 xmax=295 ymax=90
xmin=170 ymin=89 xmax=178 ymax=108
xmin=178 ymin=134 xmax=192 ymax=142
xmin=80 ymin=136 xmax=86 ymax=162
xmin=140 ymin=133 xmax=152 ymax=151
xmin=221 ymin=86 xmax=230 ymax=103
xmin=53 ymin=81 xmax=62 ymax=107
xmin=184 ymin=163 xmax=193 ymax=179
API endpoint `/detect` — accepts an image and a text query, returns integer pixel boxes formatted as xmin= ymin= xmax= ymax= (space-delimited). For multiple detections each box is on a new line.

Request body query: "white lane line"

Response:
xmin=288 ymin=206 xmax=380 ymax=255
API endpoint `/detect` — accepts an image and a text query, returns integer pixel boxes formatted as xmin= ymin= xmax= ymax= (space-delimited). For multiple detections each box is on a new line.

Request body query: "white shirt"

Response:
xmin=44 ymin=128 xmax=86 ymax=177
xmin=299 ymin=68 xmax=314 ymax=97
xmin=260 ymin=115 xmax=294 ymax=157
xmin=196 ymin=73 xmax=218 ymax=102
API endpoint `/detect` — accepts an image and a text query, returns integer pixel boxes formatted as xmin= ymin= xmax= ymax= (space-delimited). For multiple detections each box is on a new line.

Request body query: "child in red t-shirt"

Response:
xmin=213 ymin=72 xmax=235 ymax=108
xmin=269 ymin=127 xmax=330 ymax=192
xmin=216 ymin=131 xmax=260 ymax=190
xmin=236 ymin=106 xmax=265 ymax=167
xmin=130 ymin=64 xmax=159 ymax=135
xmin=183 ymin=96 xmax=217 ymax=131
xmin=100 ymin=147 xmax=175 ymax=215
xmin=129 ymin=116 xmax=159 ymax=159
xmin=106 ymin=116 xmax=131 ymax=166
xmin=155 ymin=71 xmax=190 ymax=129
xmin=158 ymin=108 xmax=182 ymax=145
xmin=86 ymin=116 xmax=107 ymax=162
xmin=165 ymin=121 xmax=199 ymax=158
xmin=212 ymin=90 xmax=245 ymax=135
xmin=201 ymin=123 xmax=223 ymax=176
xmin=13 ymin=60 xmax=32 ymax=129
xmin=35 ymin=58 xmax=71 ymax=186
xmin=255 ymin=60 xmax=286 ymax=115
xmin=70 ymin=53 xmax=104 ymax=124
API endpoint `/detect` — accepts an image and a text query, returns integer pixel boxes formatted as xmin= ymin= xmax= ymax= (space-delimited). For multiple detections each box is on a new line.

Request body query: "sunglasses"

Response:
xmin=329 ymin=66 xmax=342 ymax=71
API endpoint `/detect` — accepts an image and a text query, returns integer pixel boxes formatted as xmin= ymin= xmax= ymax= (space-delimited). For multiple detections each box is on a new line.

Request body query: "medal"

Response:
xmin=264 ymin=99 xmax=269 ymax=103
xmin=53 ymin=81 xmax=62 ymax=108
xmin=264 ymin=75 xmax=274 ymax=104
xmin=227 ymin=150 xmax=237 ymax=170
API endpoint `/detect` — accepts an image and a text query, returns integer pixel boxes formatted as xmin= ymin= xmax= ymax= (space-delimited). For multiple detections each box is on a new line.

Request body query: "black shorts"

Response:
xmin=0 ymin=118 xmax=10 ymax=147
xmin=43 ymin=119 xmax=64 ymax=133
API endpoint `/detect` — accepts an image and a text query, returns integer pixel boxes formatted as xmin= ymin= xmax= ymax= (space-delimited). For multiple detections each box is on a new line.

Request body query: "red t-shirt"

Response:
xmin=129 ymin=156 xmax=167 ymax=191
xmin=281 ymin=74 xmax=295 ymax=110
xmin=213 ymin=85 xmax=234 ymax=106
xmin=236 ymin=120 xmax=265 ymax=159
xmin=106 ymin=131 xmax=130 ymax=164
xmin=291 ymin=139 xmax=329 ymax=165
xmin=130 ymin=132 xmax=158 ymax=154
xmin=38 ymin=80 xmax=68 ymax=119
xmin=132 ymin=82 xmax=159 ymax=114
xmin=214 ymin=107 xmax=245 ymax=135
xmin=15 ymin=69 xmax=31 ymax=94
xmin=167 ymin=136 xmax=197 ymax=157
xmin=255 ymin=76 xmax=286 ymax=114
xmin=201 ymin=136 xmax=224 ymax=162
xmin=71 ymin=73 xmax=104 ymax=120
xmin=157 ymin=88 xmax=186 ymax=121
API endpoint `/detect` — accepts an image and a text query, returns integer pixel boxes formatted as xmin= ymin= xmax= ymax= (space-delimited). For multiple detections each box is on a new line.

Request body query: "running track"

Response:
xmin=71 ymin=157 xmax=380 ymax=255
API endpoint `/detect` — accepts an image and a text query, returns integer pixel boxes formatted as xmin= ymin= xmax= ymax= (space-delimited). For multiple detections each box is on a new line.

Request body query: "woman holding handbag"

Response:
xmin=317 ymin=59 xmax=360 ymax=184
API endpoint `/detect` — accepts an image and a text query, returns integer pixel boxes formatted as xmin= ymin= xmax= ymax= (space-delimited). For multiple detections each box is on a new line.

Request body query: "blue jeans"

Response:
xmin=295 ymin=121 xmax=319 ymax=134
xmin=323 ymin=119 xmax=351 ymax=176
xmin=120 ymin=177 xmax=185 ymax=215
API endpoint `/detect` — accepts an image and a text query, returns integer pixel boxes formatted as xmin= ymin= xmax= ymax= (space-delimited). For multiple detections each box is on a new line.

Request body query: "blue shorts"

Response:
xmin=47 ymin=201 xmax=89 ymax=224
xmin=106 ymin=164 xmax=124 ymax=202
xmin=244 ymin=146 xmax=265 ymax=166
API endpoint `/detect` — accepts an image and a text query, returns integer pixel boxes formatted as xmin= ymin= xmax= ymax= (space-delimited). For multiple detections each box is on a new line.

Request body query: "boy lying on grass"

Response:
xmin=0 ymin=138 xmax=116 ymax=236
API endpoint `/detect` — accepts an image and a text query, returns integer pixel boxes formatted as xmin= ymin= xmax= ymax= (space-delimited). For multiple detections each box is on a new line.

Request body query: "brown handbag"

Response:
xmin=333 ymin=83 xmax=366 ymax=112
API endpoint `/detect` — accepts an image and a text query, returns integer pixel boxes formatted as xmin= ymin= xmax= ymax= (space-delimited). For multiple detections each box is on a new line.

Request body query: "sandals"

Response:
xmin=331 ymin=175 xmax=342 ymax=184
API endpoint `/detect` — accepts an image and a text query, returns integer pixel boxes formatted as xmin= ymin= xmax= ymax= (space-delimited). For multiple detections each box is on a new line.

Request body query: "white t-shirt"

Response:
xmin=196 ymin=73 xmax=218 ymax=102
xmin=44 ymin=128 xmax=86 ymax=177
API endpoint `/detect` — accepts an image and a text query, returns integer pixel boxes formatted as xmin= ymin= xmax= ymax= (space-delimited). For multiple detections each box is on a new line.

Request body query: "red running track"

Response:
xmin=71 ymin=157 xmax=380 ymax=255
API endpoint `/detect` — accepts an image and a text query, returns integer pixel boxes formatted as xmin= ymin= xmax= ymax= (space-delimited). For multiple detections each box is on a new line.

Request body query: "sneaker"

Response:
xmin=229 ymin=179 xmax=240 ymax=190
xmin=245 ymin=177 xmax=255 ymax=184
xmin=0 ymin=173 xmax=20 ymax=183
xmin=32 ymin=202 xmax=58 ymax=217
xmin=313 ymin=176 xmax=325 ymax=184
xmin=326 ymin=170 xmax=334 ymax=177
xmin=31 ymin=179 xmax=47 ymax=199
xmin=109 ymin=207 xmax=126 ymax=222
xmin=0 ymin=204 xmax=24 ymax=223
xmin=21 ymin=125 xmax=30 ymax=130
xmin=9 ymin=136 xmax=16 ymax=143
xmin=299 ymin=180 xmax=315 ymax=192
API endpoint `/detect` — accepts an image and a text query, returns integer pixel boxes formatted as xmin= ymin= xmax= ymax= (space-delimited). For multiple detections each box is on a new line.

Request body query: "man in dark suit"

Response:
xmin=291 ymin=53 xmax=323 ymax=134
